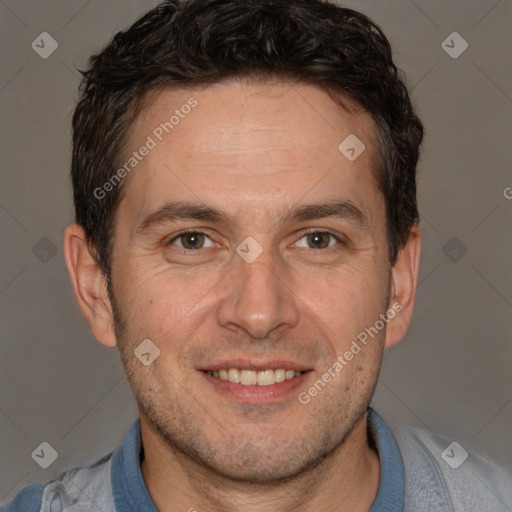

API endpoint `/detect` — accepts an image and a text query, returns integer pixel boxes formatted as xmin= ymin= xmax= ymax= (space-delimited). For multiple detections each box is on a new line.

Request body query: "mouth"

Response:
xmin=202 ymin=368 xmax=305 ymax=386
xmin=198 ymin=362 xmax=313 ymax=404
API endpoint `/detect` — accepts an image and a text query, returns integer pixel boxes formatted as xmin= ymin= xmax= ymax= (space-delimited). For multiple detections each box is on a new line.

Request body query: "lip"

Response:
xmin=197 ymin=359 xmax=313 ymax=372
xmin=199 ymin=369 xmax=314 ymax=404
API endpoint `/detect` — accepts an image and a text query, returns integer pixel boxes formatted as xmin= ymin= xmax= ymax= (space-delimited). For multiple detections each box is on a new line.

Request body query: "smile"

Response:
xmin=204 ymin=368 xmax=303 ymax=386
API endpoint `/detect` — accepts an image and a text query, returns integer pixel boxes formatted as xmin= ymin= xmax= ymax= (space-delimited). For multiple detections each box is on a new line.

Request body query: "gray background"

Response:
xmin=0 ymin=0 xmax=511 ymax=505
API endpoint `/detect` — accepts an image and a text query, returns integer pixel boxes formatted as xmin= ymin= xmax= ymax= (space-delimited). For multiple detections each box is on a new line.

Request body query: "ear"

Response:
xmin=384 ymin=224 xmax=421 ymax=348
xmin=63 ymin=222 xmax=117 ymax=347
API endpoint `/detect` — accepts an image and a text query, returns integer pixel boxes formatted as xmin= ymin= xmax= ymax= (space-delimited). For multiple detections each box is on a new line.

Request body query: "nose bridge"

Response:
xmin=217 ymin=242 xmax=300 ymax=338
xmin=241 ymin=250 xmax=281 ymax=303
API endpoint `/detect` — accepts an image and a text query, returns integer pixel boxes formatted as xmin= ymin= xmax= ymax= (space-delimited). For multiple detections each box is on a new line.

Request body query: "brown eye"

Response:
xmin=295 ymin=231 xmax=338 ymax=249
xmin=169 ymin=232 xmax=213 ymax=250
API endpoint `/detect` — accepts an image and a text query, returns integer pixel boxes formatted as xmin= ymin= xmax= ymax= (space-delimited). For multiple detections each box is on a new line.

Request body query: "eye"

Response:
xmin=168 ymin=231 xmax=215 ymax=250
xmin=294 ymin=231 xmax=341 ymax=250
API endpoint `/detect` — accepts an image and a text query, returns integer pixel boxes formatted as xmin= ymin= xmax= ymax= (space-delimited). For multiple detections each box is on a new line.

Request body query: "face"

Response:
xmin=106 ymin=80 xmax=394 ymax=482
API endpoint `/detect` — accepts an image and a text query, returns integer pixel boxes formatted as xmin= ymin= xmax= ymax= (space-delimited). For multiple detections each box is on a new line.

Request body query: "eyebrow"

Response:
xmin=134 ymin=200 xmax=370 ymax=234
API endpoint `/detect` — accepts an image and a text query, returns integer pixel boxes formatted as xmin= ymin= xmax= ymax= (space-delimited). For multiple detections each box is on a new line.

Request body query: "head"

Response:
xmin=65 ymin=0 xmax=422 ymax=483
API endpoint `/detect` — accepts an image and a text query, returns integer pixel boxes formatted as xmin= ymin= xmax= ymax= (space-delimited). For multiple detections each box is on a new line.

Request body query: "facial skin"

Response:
xmin=65 ymin=79 xmax=421 ymax=511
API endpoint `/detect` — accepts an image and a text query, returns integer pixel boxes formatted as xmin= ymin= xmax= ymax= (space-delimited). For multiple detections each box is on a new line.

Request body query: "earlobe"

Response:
xmin=384 ymin=225 xmax=421 ymax=348
xmin=63 ymin=223 xmax=118 ymax=347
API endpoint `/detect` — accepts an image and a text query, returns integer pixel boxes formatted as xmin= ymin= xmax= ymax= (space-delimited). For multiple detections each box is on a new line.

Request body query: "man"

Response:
xmin=4 ymin=0 xmax=511 ymax=511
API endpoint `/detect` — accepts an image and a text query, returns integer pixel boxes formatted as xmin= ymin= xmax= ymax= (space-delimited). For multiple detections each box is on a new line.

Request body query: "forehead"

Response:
xmin=118 ymin=79 xmax=382 ymax=230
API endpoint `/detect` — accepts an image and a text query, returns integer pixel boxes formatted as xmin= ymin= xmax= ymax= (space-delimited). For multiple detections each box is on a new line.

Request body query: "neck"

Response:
xmin=140 ymin=411 xmax=380 ymax=512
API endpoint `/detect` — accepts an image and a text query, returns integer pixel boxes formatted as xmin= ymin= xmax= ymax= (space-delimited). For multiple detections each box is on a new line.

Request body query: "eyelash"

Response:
xmin=166 ymin=228 xmax=345 ymax=251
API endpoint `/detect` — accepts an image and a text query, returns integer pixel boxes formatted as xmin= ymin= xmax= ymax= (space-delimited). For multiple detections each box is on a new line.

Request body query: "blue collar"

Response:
xmin=111 ymin=418 xmax=158 ymax=511
xmin=111 ymin=407 xmax=405 ymax=511
xmin=367 ymin=408 xmax=405 ymax=510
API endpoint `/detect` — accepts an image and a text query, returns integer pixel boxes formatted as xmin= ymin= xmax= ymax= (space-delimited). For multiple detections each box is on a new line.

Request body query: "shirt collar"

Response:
xmin=111 ymin=417 xmax=158 ymax=511
xmin=367 ymin=407 xmax=406 ymax=511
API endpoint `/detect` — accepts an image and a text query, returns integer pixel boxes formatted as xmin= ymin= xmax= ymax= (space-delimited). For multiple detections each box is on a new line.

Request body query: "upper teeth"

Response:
xmin=206 ymin=368 xmax=302 ymax=386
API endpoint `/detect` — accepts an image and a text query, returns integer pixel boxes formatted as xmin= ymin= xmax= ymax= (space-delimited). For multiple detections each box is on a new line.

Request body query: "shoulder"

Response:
xmin=1 ymin=452 xmax=116 ymax=512
xmin=1 ymin=483 xmax=45 ymax=512
xmin=389 ymin=421 xmax=512 ymax=511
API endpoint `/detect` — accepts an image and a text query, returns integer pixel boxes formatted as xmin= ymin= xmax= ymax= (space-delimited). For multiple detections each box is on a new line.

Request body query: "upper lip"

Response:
xmin=198 ymin=358 xmax=313 ymax=372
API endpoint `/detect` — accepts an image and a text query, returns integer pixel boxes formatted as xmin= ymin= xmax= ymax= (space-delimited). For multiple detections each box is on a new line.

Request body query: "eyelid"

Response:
xmin=298 ymin=227 xmax=342 ymax=238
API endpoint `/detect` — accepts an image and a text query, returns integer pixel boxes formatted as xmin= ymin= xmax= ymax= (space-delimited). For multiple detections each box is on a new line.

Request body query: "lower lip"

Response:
xmin=199 ymin=371 xmax=313 ymax=404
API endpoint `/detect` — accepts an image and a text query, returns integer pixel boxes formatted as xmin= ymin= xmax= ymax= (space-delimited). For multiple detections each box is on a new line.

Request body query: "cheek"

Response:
xmin=302 ymin=266 xmax=384 ymax=335
xmin=141 ymin=272 xmax=221 ymax=343
xmin=296 ymin=271 xmax=388 ymax=375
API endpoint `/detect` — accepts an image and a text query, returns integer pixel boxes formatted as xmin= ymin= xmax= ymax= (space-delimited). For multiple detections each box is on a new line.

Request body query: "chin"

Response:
xmin=184 ymin=429 xmax=341 ymax=485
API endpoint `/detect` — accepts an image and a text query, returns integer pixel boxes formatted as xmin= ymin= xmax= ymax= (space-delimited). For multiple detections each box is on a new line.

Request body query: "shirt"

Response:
xmin=2 ymin=407 xmax=511 ymax=511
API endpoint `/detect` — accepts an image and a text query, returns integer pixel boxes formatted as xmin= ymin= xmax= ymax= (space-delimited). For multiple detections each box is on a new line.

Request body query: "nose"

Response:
xmin=216 ymin=245 xmax=300 ymax=339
